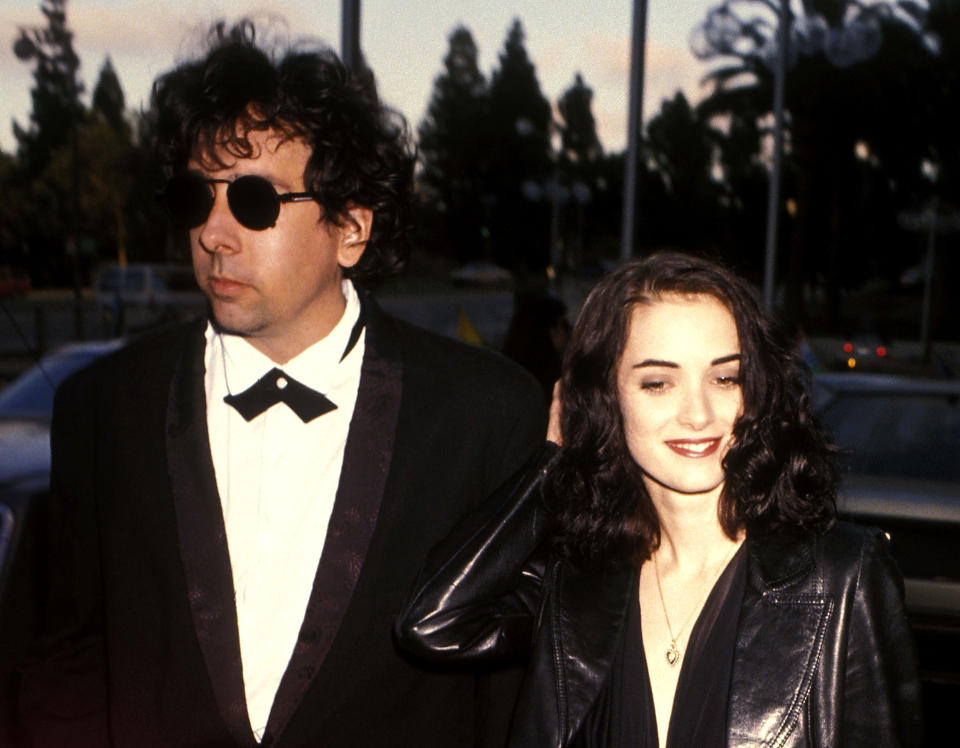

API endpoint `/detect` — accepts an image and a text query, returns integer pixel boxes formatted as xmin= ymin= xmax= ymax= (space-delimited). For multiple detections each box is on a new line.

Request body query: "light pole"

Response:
xmin=763 ymin=0 xmax=790 ymax=311
xmin=620 ymin=0 xmax=648 ymax=261
xmin=341 ymin=0 xmax=362 ymax=72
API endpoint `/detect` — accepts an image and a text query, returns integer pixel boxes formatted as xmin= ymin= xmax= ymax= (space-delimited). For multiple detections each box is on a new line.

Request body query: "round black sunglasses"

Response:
xmin=161 ymin=173 xmax=318 ymax=231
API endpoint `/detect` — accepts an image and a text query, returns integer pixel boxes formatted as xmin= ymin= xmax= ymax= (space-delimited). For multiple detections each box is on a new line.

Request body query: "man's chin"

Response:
xmin=207 ymin=305 xmax=262 ymax=339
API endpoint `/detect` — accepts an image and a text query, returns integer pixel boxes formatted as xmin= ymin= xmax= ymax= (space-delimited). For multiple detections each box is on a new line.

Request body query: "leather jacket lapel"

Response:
xmin=166 ymin=323 xmax=256 ymax=747
xmin=727 ymin=532 xmax=834 ymax=747
xmin=265 ymin=297 xmax=403 ymax=743
xmin=554 ymin=562 xmax=634 ymax=745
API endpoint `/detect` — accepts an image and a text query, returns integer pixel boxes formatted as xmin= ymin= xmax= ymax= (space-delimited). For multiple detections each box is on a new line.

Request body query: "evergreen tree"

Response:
xmin=418 ymin=26 xmax=489 ymax=262
xmin=556 ymin=73 xmax=603 ymax=267
xmin=13 ymin=0 xmax=84 ymax=175
xmin=557 ymin=73 xmax=601 ymax=167
xmin=92 ymin=56 xmax=128 ymax=136
xmin=486 ymin=19 xmax=553 ymax=273
xmin=645 ymin=93 xmax=723 ymax=254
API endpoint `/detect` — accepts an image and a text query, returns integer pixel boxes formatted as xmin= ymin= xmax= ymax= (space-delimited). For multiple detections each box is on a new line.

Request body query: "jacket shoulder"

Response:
xmin=747 ymin=520 xmax=893 ymax=593
xmin=55 ymin=321 xmax=199 ymax=404
xmin=383 ymin=313 xmax=546 ymax=403
xmin=819 ymin=520 xmax=892 ymax=571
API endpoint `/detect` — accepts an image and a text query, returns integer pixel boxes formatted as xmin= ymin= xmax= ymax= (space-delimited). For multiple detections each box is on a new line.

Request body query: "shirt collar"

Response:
xmin=206 ymin=279 xmax=363 ymax=396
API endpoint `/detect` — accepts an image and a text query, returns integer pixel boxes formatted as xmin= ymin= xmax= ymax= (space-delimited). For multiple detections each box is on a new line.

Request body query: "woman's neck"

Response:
xmin=646 ymin=481 xmax=742 ymax=574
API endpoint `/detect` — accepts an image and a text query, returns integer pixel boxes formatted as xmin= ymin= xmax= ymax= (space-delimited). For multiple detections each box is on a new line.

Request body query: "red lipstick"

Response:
xmin=664 ymin=438 xmax=721 ymax=458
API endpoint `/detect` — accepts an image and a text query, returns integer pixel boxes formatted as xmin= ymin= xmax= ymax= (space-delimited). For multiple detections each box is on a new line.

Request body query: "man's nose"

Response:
xmin=197 ymin=187 xmax=239 ymax=254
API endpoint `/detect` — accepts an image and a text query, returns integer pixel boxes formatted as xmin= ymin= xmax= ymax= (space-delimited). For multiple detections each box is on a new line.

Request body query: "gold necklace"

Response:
xmin=651 ymin=541 xmax=741 ymax=667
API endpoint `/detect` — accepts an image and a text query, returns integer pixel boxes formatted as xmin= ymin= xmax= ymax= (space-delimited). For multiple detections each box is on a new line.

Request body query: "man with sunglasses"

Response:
xmin=21 ymin=23 xmax=545 ymax=748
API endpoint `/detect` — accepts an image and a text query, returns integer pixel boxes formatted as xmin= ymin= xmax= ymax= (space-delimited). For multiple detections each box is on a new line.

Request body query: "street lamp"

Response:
xmin=691 ymin=0 xmax=934 ymax=310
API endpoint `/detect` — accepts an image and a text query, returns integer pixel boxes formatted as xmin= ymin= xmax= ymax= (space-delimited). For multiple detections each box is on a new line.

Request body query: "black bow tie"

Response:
xmin=221 ymin=311 xmax=365 ymax=423
xmin=224 ymin=368 xmax=336 ymax=423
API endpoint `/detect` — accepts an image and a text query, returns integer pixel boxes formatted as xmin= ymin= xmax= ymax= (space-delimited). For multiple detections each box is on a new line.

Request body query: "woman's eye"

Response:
xmin=715 ymin=375 xmax=741 ymax=387
xmin=641 ymin=380 xmax=667 ymax=391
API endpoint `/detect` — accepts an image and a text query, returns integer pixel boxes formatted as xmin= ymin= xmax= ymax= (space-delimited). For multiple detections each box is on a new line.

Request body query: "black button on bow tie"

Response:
xmin=224 ymin=368 xmax=337 ymax=423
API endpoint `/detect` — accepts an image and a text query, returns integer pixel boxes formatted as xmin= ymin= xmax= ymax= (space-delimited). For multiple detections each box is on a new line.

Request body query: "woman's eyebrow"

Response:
xmin=633 ymin=359 xmax=678 ymax=369
xmin=711 ymin=353 xmax=742 ymax=366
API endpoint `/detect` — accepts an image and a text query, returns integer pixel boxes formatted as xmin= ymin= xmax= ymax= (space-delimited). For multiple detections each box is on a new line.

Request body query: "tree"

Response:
xmin=692 ymin=0 xmax=938 ymax=327
xmin=13 ymin=0 xmax=84 ymax=175
xmin=555 ymin=73 xmax=603 ymax=266
xmin=92 ymin=56 xmax=128 ymax=136
xmin=418 ymin=26 xmax=489 ymax=262
xmin=645 ymin=92 xmax=724 ymax=254
xmin=557 ymin=73 xmax=601 ymax=167
xmin=486 ymin=19 xmax=553 ymax=273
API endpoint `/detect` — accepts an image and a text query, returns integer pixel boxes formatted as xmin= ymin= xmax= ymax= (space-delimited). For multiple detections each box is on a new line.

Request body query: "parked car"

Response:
xmin=0 ymin=339 xmax=125 ymax=489
xmin=0 ymin=339 xmax=125 ymax=742
xmin=94 ymin=263 xmax=202 ymax=311
xmin=813 ymin=372 xmax=960 ymax=736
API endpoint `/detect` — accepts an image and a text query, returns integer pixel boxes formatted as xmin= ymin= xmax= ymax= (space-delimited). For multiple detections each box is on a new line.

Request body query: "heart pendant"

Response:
xmin=665 ymin=644 xmax=680 ymax=666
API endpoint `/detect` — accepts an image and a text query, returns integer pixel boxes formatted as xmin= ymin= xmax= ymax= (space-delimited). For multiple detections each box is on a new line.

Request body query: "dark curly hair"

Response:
xmin=150 ymin=20 xmax=415 ymax=284
xmin=545 ymin=252 xmax=837 ymax=571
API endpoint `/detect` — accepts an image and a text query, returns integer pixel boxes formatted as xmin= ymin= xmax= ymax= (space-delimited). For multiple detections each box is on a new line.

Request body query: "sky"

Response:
xmin=0 ymin=0 xmax=721 ymax=156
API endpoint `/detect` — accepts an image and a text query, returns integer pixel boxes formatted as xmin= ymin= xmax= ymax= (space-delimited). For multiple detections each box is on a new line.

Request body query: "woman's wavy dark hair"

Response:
xmin=150 ymin=20 xmax=415 ymax=284
xmin=545 ymin=252 xmax=837 ymax=571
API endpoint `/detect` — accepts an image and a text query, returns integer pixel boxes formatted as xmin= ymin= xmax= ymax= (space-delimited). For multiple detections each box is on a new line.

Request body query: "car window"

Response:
xmin=819 ymin=392 xmax=960 ymax=482
xmin=98 ymin=267 xmax=122 ymax=292
xmin=128 ymin=268 xmax=147 ymax=291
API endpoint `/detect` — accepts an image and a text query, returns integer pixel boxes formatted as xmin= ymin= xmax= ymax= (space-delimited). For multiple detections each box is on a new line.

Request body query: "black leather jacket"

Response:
xmin=397 ymin=451 xmax=923 ymax=747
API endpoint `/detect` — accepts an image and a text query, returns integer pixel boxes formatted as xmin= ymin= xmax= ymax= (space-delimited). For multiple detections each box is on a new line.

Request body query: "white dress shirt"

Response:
xmin=204 ymin=280 xmax=364 ymax=741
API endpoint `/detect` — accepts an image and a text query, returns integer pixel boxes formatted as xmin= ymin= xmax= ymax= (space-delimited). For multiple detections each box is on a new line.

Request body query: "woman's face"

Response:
xmin=616 ymin=293 xmax=743 ymax=501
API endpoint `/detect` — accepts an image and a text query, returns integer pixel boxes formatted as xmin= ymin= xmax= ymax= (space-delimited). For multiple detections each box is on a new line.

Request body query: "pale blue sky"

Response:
xmin=1 ymin=0 xmax=719 ymax=154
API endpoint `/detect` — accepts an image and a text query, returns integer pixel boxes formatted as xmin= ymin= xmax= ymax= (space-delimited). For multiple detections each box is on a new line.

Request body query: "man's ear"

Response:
xmin=337 ymin=205 xmax=373 ymax=269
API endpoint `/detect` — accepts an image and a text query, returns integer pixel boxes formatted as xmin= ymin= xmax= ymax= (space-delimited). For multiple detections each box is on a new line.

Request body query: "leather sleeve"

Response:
xmin=838 ymin=529 xmax=923 ymax=747
xmin=395 ymin=444 xmax=558 ymax=664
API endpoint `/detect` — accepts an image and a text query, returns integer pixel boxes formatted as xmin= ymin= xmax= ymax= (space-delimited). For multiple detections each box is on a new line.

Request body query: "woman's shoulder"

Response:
xmin=817 ymin=520 xmax=902 ymax=595
xmin=746 ymin=520 xmax=897 ymax=593
xmin=819 ymin=519 xmax=892 ymax=563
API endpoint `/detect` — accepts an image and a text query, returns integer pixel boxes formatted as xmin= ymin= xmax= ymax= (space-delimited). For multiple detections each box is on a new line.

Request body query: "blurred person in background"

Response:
xmin=502 ymin=292 xmax=570 ymax=397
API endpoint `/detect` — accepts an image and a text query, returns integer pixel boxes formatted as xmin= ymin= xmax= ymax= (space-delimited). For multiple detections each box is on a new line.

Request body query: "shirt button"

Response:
xmin=275 ymin=375 xmax=288 ymax=390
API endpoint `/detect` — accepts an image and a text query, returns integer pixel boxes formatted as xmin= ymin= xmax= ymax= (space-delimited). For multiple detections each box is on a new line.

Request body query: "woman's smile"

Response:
xmin=663 ymin=437 xmax=722 ymax=457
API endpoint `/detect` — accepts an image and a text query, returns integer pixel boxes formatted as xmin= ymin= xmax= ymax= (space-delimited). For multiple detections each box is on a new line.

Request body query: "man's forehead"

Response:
xmin=189 ymin=122 xmax=309 ymax=171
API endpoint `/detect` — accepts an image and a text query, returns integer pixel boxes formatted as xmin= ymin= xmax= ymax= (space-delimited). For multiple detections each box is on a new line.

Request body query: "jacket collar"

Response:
xmin=552 ymin=561 xmax=635 ymax=745
xmin=263 ymin=291 xmax=403 ymax=743
xmin=166 ymin=320 xmax=256 ymax=746
xmin=745 ymin=528 xmax=817 ymax=593
xmin=729 ymin=530 xmax=831 ymax=748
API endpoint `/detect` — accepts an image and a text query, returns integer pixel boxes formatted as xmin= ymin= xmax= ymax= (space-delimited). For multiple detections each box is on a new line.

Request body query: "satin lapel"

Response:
xmin=554 ymin=562 xmax=634 ymax=745
xmin=265 ymin=299 xmax=403 ymax=743
xmin=166 ymin=323 xmax=255 ymax=747
xmin=727 ymin=534 xmax=833 ymax=748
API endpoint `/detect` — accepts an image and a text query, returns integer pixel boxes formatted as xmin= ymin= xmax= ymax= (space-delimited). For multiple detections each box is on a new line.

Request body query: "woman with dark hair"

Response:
xmin=397 ymin=252 xmax=921 ymax=747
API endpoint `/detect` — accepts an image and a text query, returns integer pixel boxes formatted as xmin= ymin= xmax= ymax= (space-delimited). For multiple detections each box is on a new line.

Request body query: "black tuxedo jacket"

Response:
xmin=20 ymin=296 xmax=546 ymax=747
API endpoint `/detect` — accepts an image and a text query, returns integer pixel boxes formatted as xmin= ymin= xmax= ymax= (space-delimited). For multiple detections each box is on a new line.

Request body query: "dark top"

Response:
xmin=575 ymin=545 xmax=747 ymax=747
